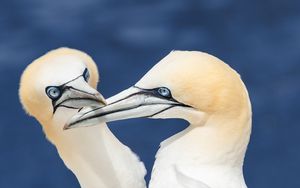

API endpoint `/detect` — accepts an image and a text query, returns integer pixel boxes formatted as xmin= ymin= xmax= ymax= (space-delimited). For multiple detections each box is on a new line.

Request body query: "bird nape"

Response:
xmin=66 ymin=50 xmax=252 ymax=188
xmin=19 ymin=47 xmax=146 ymax=188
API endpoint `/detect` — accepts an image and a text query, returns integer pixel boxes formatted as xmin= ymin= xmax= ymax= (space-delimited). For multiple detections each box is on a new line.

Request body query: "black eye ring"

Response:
xmin=83 ymin=68 xmax=90 ymax=82
xmin=46 ymin=86 xmax=62 ymax=100
xmin=157 ymin=87 xmax=172 ymax=98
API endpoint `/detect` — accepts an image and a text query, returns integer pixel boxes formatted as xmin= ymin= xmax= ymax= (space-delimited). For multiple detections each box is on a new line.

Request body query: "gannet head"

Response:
xmin=65 ymin=51 xmax=251 ymax=130
xmin=19 ymin=48 xmax=106 ymax=134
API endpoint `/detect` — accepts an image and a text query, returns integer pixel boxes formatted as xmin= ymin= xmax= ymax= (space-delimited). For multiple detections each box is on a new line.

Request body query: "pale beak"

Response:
xmin=53 ymin=77 xmax=106 ymax=114
xmin=64 ymin=86 xmax=190 ymax=130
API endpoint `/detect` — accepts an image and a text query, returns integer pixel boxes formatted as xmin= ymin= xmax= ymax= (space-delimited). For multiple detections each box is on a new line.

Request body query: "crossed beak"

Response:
xmin=53 ymin=77 xmax=106 ymax=114
xmin=64 ymin=86 xmax=190 ymax=130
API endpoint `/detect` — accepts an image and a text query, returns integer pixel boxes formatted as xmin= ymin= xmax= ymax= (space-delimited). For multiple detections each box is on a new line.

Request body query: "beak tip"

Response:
xmin=100 ymin=100 xmax=107 ymax=106
xmin=95 ymin=93 xmax=107 ymax=105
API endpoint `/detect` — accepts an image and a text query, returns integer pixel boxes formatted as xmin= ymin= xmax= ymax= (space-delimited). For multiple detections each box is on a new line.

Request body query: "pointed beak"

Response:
xmin=64 ymin=86 xmax=189 ymax=130
xmin=53 ymin=78 xmax=106 ymax=114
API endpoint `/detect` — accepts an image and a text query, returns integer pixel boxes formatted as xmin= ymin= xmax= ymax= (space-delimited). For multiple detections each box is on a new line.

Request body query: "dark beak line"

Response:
xmin=67 ymin=103 xmax=169 ymax=127
xmin=53 ymin=97 xmax=102 ymax=113
xmin=61 ymin=74 xmax=82 ymax=86
xmin=51 ymin=73 xmax=100 ymax=114
xmin=66 ymin=86 xmax=95 ymax=96
xmin=68 ymin=102 xmax=189 ymax=127
xmin=77 ymin=90 xmax=152 ymax=117
xmin=146 ymin=105 xmax=174 ymax=118
xmin=66 ymin=86 xmax=193 ymax=128
xmin=52 ymin=86 xmax=103 ymax=114
xmin=78 ymin=86 xmax=184 ymax=117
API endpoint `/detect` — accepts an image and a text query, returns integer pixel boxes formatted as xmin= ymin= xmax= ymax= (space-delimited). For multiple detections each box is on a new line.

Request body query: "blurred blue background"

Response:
xmin=0 ymin=0 xmax=299 ymax=187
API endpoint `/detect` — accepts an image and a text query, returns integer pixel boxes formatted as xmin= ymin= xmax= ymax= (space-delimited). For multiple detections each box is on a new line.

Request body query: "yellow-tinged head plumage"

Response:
xmin=136 ymin=50 xmax=251 ymax=119
xmin=19 ymin=47 xmax=104 ymax=125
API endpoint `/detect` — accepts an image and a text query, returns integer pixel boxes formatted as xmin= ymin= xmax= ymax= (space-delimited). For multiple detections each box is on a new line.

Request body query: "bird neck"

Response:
xmin=152 ymin=113 xmax=251 ymax=188
xmin=41 ymin=118 xmax=146 ymax=188
xmin=44 ymin=122 xmax=122 ymax=188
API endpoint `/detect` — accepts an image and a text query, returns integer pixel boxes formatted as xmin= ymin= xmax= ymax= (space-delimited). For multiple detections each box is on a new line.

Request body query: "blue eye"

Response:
xmin=157 ymin=87 xmax=171 ymax=98
xmin=83 ymin=68 xmax=90 ymax=82
xmin=46 ymin=86 xmax=61 ymax=100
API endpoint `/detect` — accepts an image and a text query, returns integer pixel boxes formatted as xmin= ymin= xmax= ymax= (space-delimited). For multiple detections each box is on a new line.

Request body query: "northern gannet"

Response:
xmin=19 ymin=48 xmax=146 ymax=188
xmin=66 ymin=51 xmax=252 ymax=188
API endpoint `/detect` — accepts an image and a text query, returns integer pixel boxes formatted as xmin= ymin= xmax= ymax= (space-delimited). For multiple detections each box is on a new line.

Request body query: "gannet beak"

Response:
xmin=52 ymin=77 xmax=106 ymax=114
xmin=64 ymin=86 xmax=190 ymax=130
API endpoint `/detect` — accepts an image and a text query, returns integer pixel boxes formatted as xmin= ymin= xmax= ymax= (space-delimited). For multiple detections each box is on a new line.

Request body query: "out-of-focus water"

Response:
xmin=0 ymin=0 xmax=299 ymax=187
